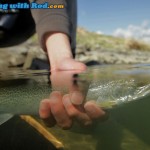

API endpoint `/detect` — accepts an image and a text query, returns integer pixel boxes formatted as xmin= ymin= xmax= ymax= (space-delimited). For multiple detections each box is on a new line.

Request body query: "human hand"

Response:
xmin=39 ymin=32 xmax=105 ymax=129
xmin=39 ymin=58 xmax=106 ymax=129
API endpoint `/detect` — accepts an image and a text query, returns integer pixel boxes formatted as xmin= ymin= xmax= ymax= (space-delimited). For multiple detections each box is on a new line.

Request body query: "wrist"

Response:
xmin=45 ymin=32 xmax=73 ymax=70
xmin=45 ymin=32 xmax=72 ymax=58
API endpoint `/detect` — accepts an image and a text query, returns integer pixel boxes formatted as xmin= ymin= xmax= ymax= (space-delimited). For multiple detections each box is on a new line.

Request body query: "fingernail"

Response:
xmin=85 ymin=105 xmax=96 ymax=114
xmin=40 ymin=100 xmax=49 ymax=110
xmin=62 ymin=94 xmax=71 ymax=107
xmin=91 ymin=105 xmax=105 ymax=115
xmin=70 ymin=91 xmax=84 ymax=105
xmin=49 ymin=91 xmax=62 ymax=103
xmin=84 ymin=101 xmax=106 ymax=119
xmin=39 ymin=100 xmax=50 ymax=118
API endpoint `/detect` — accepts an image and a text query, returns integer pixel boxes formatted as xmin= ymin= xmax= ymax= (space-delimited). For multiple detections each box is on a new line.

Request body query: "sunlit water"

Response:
xmin=0 ymin=64 xmax=150 ymax=150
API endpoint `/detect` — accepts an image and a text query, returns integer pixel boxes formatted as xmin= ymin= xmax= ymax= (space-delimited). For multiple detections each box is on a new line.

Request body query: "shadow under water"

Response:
xmin=0 ymin=116 xmax=57 ymax=150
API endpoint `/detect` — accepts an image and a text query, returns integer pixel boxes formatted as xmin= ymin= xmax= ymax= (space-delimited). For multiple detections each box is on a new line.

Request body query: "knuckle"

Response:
xmin=68 ymin=110 xmax=78 ymax=118
xmin=40 ymin=99 xmax=50 ymax=105
xmin=65 ymin=105 xmax=79 ymax=118
xmin=51 ymin=108 xmax=61 ymax=116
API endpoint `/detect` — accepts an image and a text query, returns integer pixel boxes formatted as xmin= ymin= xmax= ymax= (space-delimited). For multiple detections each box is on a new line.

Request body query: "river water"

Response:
xmin=0 ymin=64 xmax=150 ymax=150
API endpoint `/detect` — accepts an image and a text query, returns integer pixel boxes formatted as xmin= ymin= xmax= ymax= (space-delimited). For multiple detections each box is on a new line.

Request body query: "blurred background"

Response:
xmin=0 ymin=0 xmax=150 ymax=69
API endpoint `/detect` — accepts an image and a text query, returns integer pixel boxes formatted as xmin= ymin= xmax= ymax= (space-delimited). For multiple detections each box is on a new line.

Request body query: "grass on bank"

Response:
xmin=30 ymin=27 xmax=150 ymax=52
xmin=77 ymin=27 xmax=150 ymax=51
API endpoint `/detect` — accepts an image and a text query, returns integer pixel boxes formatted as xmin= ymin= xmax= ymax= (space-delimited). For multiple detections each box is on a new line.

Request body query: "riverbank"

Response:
xmin=0 ymin=28 xmax=150 ymax=69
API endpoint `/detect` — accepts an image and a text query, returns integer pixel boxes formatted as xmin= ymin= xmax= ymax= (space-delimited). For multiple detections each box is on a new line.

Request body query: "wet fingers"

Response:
xmin=63 ymin=94 xmax=92 ymax=126
xmin=49 ymin=91 xmax=72 ymax=129
xmin=84 ymin=101 xmax=105 ymax=119
xmin=39 ymin=99 xmax=56 ymax=127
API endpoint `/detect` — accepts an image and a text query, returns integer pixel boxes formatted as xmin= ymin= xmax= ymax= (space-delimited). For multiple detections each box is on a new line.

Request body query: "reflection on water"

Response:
xmin=0 ymin=64 xmax=150 ymax=150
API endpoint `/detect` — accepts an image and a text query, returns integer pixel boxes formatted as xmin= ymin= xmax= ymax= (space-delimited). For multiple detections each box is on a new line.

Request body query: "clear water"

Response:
xmin=0 ymin=64 xmax=150 ymax=150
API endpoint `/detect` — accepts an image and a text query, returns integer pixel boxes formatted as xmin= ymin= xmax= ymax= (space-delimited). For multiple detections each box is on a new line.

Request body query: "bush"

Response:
xmin=125 ymin=39 xmax=150 ymax=51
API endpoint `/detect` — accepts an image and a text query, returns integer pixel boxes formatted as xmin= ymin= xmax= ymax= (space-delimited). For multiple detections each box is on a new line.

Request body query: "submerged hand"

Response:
xmin=39 ymin=32 xmax=105 ymax=129
xmin=40 ymin=91 xmax=105 ymax=129
xmin=39 ymin=58 xmax=105 ymax=129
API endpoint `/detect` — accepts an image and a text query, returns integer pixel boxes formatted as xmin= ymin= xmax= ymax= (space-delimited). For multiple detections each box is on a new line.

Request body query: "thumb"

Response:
xmin=70 ymin=91 xmax=85 ymax=105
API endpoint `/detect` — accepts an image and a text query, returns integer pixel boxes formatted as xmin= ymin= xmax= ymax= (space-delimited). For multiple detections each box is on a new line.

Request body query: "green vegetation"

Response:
xmin=125 ymin=39 xmax=150 ymax=51
xmin=77 ymin=27 xmax=150 ymax=51
xmin=30 ymin=27 xmax=150 ymax=51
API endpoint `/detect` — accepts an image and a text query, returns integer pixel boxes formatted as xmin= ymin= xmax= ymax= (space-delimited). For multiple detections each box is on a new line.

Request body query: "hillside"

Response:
xmin=76 ymin=27 xmax=150 ymax=64
xmin=0 ymin=27 xmax=150 ymax=69
xmin=77 ymin=27 xmax=150 ymax=52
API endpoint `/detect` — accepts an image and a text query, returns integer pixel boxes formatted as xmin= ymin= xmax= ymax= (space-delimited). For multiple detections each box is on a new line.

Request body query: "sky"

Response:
xmin=78 ymin=0 xmax=150 ymax=42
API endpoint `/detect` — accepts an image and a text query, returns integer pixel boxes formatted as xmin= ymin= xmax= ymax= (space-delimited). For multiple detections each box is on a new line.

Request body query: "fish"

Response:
xmin=0 ymin=64 xmax=150 ymax=125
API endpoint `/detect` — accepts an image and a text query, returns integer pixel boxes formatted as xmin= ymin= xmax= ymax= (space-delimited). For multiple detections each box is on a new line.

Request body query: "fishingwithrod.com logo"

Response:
xmin=0 ymin=2 xmax=64 ymax=10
